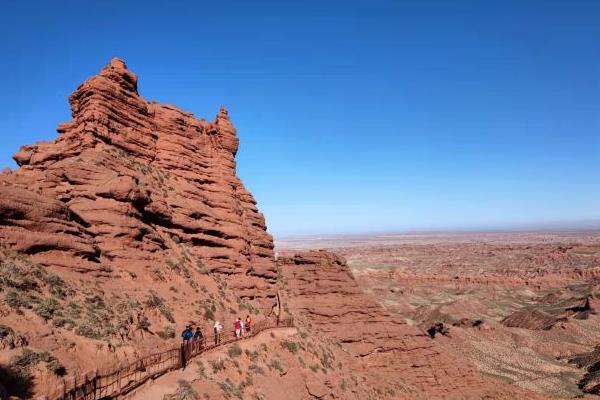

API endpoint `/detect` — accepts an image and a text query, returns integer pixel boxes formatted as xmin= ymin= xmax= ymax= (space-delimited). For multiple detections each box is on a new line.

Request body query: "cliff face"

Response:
xmin=278 ymin=250 xmax=548 ymax=399
xmin=0 ymin=59 xmax=284 ymax=397
xmin=0 ymin=58 xmax=276 ymax=304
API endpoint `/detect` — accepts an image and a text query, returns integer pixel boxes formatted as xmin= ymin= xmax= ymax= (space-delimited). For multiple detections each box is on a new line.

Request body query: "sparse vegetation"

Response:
xmin=152 ymin=268 xmax=166 ymax=282
xmin=73 ymin=295 xmax=118 ymax=339
xmin=41 ymin=273 xmax=67 ymax=298
xmin=10 ymin=348 xmax=66 ymax=376
xmin=52 ymin=316 xmax=76 ymax=329
xmin=5 ymin=290 xmax=37 ymax=310
xmin=137 ymin=316 xmax=151 ymax=331
xmin=186 ymin=278 xmax=199 ymax=291
xmin=146 ymin=290 xmax=175 ymax=323
xmin=244 ymin=349 xmax=260 ymax=361
xmin=61 ymin=301 xmax=82 ymax=322
xmin=196 ymin=360 xmax=206 ymax=378
xmin=227 ymin=343 xmax=243 ymax=358
xmin=75 ymin=321 xmax=107 ymax=340
xmin=0 ymin=260 xmax=38 ymax=290
xmin=196 ymin=260 xmax=210 ymax=275
xmin=248 ymin=363 xmax=265 ymax=375
xmin=0 ymin=258 xmax=71 ymax=300
xmin=33 ymin=297 xmax=61 ymax=320
xmin=268 ymin=358 xmax=284 ymax=373
xmin=166 ymin=257 xmax=181 ymax=272
xmin=163 ymin=379 xmax=200 ymax=400
xmin=0 ymin=257 xmax=84 ymax=336
xmin=203 ymin=300 xmax=216 ymax=321
xmin=210 ymin=358 xmax=226 ymax=373
xmin=46 ymin=358 xmax=67 ymax=375
xmin=319 ymin=350 xmax=334 ymax=370
xmin=341 ymin=379 xmax=348 ymax=391
xmin=280 ymin=340 xmax=299 ymax=354
xmin=218 ymin=378 xmax=244 ymax=399
xmin=0 ymin=324 xmax=13 ymax=339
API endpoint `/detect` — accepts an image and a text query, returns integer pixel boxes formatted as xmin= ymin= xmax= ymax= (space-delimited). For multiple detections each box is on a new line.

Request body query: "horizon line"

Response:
xmin=273 ymin=221 xmax=600 ymax=239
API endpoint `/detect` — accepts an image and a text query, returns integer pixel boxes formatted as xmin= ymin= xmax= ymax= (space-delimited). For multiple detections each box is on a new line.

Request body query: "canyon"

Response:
xmin=278 ymin=231 xmax=600 ymax=398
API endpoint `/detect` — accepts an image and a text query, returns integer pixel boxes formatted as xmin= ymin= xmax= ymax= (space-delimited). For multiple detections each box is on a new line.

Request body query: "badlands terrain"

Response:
xmin=277 ymin=231 xmax=600 ymax=398
xmin=0 ymin=57 xmax=597 ymax=400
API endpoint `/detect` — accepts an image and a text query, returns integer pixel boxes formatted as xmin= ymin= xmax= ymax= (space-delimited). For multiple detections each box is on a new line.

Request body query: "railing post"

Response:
xmin=82 ymin=372 xmax=88 ymax=400
xmin=180 ymin=343 xmax=186 ymax=369
xmin=92 ymin=369 xmax=98 ymax=399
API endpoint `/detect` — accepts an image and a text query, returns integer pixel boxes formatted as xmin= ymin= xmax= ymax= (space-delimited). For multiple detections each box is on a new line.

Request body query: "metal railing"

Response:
xmin=42 ymin=317 xmax=294 ymax=400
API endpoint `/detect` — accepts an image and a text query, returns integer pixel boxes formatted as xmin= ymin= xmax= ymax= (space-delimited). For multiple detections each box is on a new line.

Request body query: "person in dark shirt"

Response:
xmin=193 ymin=327 xmax=203 ymax=342
xmin=181 ymin=325 xmax=193 ymax=343
xmin=245 ymin=315 xmax=253 ymax=334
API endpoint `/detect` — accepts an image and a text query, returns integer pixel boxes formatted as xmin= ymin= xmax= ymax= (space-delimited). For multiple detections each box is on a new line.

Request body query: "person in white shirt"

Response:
xmin=213 ymin=321 xmax=223 ymax=344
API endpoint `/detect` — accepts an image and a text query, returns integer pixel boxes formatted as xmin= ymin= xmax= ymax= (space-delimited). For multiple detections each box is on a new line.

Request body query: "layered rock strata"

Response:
xmin=0 ymin=58 xmax=276 ymax=304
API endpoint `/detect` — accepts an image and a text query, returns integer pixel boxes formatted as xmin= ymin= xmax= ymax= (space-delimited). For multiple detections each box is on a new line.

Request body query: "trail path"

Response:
xmin=126 ymin=327 xmax=297 ymax=400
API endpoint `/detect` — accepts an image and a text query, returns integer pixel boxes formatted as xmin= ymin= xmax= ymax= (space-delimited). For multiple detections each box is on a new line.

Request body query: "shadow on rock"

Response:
xmin=0 ymin=364 xmax=34 ymax=399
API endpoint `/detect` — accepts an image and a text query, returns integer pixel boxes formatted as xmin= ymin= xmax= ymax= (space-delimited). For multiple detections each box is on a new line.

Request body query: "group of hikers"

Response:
xmin=180 ymin=315 xmax=253 ymax=346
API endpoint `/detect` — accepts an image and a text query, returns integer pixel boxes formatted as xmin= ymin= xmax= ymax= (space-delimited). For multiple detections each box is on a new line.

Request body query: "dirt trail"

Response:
xmin=126 ymin=327 xmax=297 ymax=400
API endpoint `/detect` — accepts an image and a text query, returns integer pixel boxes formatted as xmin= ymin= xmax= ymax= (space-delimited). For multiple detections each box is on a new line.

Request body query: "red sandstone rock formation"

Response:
xmin=502 ymin=292 xmax=594 ymax=330
xmin=278 ymin=250 xmax=547 ymax=399
xmin=0 ymin=58 xmax=283 ymax=398
xmin=0 ymin=58 xmax=276 ymax=305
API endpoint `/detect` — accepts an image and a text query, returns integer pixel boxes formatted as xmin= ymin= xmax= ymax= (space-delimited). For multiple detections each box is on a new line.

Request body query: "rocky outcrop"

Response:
xmin=0 ymin=58 xmax=276 ymax=304
xmin=569 ymin=346 xmax=600 ymax=394
xmin=502 ymin=292 xmax=594 ymax=330
xmin=278 ymin=250 xmax=546 ymax=399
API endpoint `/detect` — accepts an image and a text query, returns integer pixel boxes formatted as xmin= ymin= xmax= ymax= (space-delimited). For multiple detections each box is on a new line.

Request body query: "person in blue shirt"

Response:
xmin=181 ymin=325 xmax=193 ymax=343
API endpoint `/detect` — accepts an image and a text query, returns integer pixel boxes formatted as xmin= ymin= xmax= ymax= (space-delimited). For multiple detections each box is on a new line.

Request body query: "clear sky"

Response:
xmin=1 ymin=1 xmax=599 ymax=236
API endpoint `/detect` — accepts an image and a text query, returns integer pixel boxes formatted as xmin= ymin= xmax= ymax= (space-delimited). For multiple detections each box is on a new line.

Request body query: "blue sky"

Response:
xmin=1 ymin=1 xmax=599 ymax=235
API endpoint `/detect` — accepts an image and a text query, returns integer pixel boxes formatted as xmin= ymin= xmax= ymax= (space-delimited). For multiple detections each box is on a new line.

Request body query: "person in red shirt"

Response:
xmin=234 ymin=317 xmax=242 ymax=338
